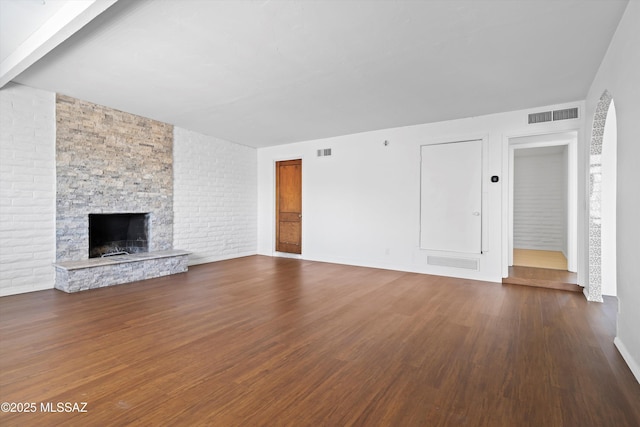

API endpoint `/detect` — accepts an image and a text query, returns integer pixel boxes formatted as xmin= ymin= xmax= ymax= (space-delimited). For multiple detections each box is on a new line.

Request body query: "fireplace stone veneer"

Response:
xmin=54 ymin=250 xmax=189 ymax=293
xmin=56 ymin=95 xmax=174 ymax=262
xmin=55 ymin=95 xmax=188 ymax=291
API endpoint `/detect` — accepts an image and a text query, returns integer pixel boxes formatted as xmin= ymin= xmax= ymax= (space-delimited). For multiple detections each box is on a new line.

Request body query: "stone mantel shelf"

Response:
xmin=54 ymin=250 xmax=190 ymax=271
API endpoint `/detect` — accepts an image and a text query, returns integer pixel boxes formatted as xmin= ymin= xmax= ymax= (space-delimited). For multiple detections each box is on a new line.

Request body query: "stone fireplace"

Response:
xmin=53 ymin=95 xmax=188 ymax=292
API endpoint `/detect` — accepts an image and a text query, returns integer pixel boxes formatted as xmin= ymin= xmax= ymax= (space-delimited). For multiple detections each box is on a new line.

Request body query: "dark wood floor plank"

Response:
xmin=1 ymin=255 xmax=639 ymax=426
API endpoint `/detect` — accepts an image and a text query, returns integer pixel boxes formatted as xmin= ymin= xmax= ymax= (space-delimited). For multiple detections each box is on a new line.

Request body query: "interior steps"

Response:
xmin=502 ymin=266 xmax=583 ymax=293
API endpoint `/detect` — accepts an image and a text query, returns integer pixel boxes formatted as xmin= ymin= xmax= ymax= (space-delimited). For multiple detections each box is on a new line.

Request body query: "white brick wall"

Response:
xmin=173 ymin=127 xmax=257 ymax=265
xmin=513 ymin=148 xmax=567 ymax=252
xmin=0 ymin=83 xmax=56 ymax=296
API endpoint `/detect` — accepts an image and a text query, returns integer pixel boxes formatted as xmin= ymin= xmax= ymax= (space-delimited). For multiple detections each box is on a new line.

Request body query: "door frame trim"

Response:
xmin=418 ymin=134 xmax=489 ymax=255
xmin=504 ymin=130 xmax=579 ymax=275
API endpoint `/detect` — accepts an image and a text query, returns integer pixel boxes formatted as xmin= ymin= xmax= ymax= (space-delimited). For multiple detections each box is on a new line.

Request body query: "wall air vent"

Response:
xmin=317 ymin=148 xmax=332 ymax=157
xmin=553 ymin=107 xmax=579 ymax=121
xmin=528 ymin=111 xmax=552 ymax=124
xmin=427 ymin=256 xmax=479 ymax=270
xmin=529 ymin=107 xmax=579 ymax=124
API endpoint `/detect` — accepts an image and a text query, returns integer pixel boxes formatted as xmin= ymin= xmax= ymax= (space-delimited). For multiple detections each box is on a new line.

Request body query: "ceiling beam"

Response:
xmin=0 ymin=0 xmax=118 ymax=89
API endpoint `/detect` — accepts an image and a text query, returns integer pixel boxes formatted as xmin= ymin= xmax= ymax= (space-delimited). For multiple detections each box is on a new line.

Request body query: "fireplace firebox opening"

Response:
xmin=89 ymin=213 xmax=150 ymax=258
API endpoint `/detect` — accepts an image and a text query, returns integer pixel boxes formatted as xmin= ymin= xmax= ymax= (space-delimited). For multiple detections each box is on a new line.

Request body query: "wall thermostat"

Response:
xmin=491 ymin=176 xmax=499 ymax=183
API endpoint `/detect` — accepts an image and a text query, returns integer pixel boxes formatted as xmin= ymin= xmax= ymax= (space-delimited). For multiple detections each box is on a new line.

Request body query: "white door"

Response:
xmin=420 ymin=140 xmax=482 ymax=253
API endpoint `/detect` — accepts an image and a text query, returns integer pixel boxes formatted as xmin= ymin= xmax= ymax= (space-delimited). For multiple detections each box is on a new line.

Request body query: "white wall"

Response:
xmin=562 ymin=145 xmax=569 ymax=257
xmin=258 ymin=102 xmax=584 ymax=283
xmin=585 ymin=1 xmax=640 ymax=382
xmin=173 ymin=127 xmax=257 ymax=265
xmin=513 ymin=147 xmax=567 ymax=252
xmin=601 ymin=101 xmax=617 ymax=297
xmin=0 ymin=83 xmax=56 ymax=296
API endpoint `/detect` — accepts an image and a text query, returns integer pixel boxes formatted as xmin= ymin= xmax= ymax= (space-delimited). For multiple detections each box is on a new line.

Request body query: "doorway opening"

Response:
xmin=587 ymin=91 xmax=617 ymax=301
xmin=513 ymin=145 xmax=569 ymax=270
xmin=503 ymin=131 xmax=580 ymax=292
xmin=600 ymin=100 xmax=617 ymax=297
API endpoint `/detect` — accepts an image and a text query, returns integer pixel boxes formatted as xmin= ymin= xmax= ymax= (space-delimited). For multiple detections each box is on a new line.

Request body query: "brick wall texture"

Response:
xmin=0 ymin=83 xmax=56 ymax=296
xmin=513 ymin=149 xmax=567 ymax=251
xmin=1 ymin=87 xmax=258 ymax=295
xmin=173 ymin=127 xmax=257 ymax=264
xmin=56 ymin=94 xmax=174 ymax=261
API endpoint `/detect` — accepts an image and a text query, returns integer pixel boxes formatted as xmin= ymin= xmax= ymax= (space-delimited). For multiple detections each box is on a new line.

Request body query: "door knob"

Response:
xmin=472 ymin=212 xmax=480 ymax=216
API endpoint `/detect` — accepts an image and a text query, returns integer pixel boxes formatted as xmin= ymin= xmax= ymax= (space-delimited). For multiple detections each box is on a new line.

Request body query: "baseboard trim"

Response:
xmin=0 ymin=282 xmax=54 ymax=297
xmin=188 ymin=251 xmax=257 ymax=266
xmin=300 ymin=254 xmax=502 ymax=283
xmin=273 ymin=251 xmax=302 ymax=259
xmin=614 ymin=336 xmax=640 ymax=384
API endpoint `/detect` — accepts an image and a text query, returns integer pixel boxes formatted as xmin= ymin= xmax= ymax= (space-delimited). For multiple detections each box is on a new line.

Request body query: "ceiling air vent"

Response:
xmin=528 ymin=111 xmax=552 ymax=124
xmin=317 ymin=148 xmax=332 ymax=157
xmin=553 ymin=107 xmax=579 ymax=121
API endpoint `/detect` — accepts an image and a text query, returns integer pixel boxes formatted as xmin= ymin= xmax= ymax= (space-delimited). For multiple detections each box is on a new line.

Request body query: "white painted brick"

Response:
xmin=173 ymin=127 xmax=257 ymax=265
xmin=0 ymin=253 xmax=32 ymax=263
xmin=0 ymin=266 xmax=33 ymax=280
xmin=32 ymin=266 xmax=55 ymax=276
xmin=514 ymin=150 xmax=566 ymax=251
xmin=10 ymin=197 xmax=54 ymax=207
xmin=9 ymin=276 xmax=43 ymax=287
xmin=1 ymin=259 xmax=40 ymax=271
xmin=2 ymin=157 xmax=32 ymax=167
xmin=4 ymin=173 xmax=35 ymax=182
xmin=33 ymin=175 xmax=56 ymax=184
xmin=0 ymin=83 xmax=56 ymax=295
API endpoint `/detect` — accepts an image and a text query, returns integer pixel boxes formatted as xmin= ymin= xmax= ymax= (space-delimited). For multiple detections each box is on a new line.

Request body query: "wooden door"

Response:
xmin=276 ymin=159 xmax=302 ymax=254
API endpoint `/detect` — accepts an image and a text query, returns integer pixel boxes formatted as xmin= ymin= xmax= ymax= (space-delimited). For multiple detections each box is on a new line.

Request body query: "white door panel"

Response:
xmin=420 ymin=140 xmax=482 ymax=253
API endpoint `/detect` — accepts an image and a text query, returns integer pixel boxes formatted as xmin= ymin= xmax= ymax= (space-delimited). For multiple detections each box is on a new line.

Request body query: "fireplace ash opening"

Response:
xmin=89 ymin=213 xmax=149 ymax=258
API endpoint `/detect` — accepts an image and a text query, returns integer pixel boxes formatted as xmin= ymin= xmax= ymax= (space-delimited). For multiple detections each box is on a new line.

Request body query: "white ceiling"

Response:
xmin=0 ymin=0 xmax=67 ymax=63
xmin=5 ymin=0 xmax=629 ymax=148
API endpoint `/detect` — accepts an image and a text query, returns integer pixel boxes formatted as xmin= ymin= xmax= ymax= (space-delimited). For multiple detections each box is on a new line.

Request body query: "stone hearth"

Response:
xmin=54 ymin=250 xmax=189 ymax=293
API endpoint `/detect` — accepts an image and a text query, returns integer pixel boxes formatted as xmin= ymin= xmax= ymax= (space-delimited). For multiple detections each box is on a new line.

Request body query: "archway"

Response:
xmin=587 ymin=90 xmax=617 ymax=302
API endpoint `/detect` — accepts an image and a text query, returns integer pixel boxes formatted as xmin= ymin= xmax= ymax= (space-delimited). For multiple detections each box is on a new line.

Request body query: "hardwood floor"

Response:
xmin=508 ymin=249 xmax=579 ymax=292
xmin=513 ymin=249 xmax=568 ymax=270
xmin=1 ymin=256 xmax=639 ymax=426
